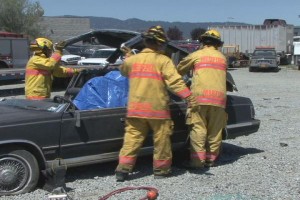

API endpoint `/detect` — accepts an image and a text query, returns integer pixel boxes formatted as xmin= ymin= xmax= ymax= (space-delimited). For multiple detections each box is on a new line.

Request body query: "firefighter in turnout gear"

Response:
xmin=115 ymin=26 xmax=197 ymax=181
xmin=25 ymin=37 xmax=80 ymax=100
xmin=177 ymin=29 xmax=228 ymax=168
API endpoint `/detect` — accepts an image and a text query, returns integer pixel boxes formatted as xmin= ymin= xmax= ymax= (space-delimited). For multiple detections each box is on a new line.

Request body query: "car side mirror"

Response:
xmin=226 ymin=71 xmax=238 ymax=92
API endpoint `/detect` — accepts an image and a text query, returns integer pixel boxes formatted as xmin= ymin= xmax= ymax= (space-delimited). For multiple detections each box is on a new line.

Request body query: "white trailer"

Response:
xmin=209 ymin=23 xmax=294 ymax=55
xmin=293 ymin=36 xmax=300 ymax=67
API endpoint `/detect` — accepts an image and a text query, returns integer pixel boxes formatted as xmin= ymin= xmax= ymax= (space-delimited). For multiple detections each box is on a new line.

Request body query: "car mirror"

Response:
xmin=226 ymin=72 xmax=238 ymax=92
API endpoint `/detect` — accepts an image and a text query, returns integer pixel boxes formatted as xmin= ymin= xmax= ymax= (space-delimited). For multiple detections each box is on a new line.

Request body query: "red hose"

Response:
xmin=98 ymin=186 xmax=159 ymax=200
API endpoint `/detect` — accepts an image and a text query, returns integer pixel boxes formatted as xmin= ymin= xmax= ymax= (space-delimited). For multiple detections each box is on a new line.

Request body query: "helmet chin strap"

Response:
xmin=43 ymin=49 xmax=52 ymax=58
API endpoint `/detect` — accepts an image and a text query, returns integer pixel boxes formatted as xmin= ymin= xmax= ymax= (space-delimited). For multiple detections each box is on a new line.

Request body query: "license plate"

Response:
xmin=260 ymin=64 xmax=267 ymax=68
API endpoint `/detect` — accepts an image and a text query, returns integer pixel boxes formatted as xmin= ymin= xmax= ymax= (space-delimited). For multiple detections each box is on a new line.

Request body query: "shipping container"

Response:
xmin=209 ymin=23 xmax=294 ymax=54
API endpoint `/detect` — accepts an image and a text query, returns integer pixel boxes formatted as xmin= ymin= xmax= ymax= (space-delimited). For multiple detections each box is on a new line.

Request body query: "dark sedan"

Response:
xmin=0 ymin=30 xmax=260 ymax=196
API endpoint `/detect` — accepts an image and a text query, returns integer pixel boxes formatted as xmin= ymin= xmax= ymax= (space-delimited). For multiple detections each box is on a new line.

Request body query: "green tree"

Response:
xmin=0 ymin=0 xmax=44 ymax=39
xmin=167 ymin=26 xmax=183 ymax=40
xmin=190 ymin=27 xmax=206 ymax=40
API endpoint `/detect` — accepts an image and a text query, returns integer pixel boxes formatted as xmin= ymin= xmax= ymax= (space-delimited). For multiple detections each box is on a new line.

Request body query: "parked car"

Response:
xmin=0 ymin=29 xmax=260 ymax=196
xmin=249 ymin=47 xmax=279 ymax=72
xmin=77 ymin=48 xmax=139 ymax=67
xmin=61 ymin=49 xmax=82 ymax=65
xmin=77 ymin=48 xmax=117 ymax=67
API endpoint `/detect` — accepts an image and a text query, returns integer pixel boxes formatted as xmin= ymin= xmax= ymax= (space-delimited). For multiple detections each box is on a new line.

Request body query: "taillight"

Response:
xmin=250 ymin=105 xmax=255 ymax=119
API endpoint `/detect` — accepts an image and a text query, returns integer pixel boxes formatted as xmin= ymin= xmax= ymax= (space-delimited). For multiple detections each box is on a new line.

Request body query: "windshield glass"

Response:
xmin=253 ymin=50 xmax=275 ymax=56
xmin=63 ymin=49 xmax=71 ymax=55
xmin=92 ymin=50 xmax=114 ymax=58
xmin=0 ymin=99 xmax=66 ymax=112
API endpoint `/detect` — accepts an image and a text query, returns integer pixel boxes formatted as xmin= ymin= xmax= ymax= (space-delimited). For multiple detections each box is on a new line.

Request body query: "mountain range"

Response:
xmin=64 ymin=15 xmax=250 ymax=38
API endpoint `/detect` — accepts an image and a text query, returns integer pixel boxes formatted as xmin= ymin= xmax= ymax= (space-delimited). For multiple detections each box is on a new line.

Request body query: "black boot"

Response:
xmin=115 ymin=172 xmax=128 ymax=182
xmin=154 ymin=173 xmax=171 ymax=179
xmin=181 ymin=161 xmax=204 ymax=170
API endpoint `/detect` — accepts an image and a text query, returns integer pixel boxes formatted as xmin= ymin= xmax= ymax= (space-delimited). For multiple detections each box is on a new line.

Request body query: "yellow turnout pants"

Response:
xmin=116 ymin=118 xmax=174 ymax=175
xmin=187 ymin=105 xmax=227 ymax=167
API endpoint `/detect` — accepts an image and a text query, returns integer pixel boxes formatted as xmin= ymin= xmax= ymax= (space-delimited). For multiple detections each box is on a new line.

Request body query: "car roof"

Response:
xmin=64 ymin=29 xmax=140 ymax=48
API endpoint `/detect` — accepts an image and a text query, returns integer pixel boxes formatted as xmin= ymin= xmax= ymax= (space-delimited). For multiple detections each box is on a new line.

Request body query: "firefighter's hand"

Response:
xmin=55 ymin=41 xmax=67 ymax=51
xmin=186 ymin=94 xmax=199 ymax=112
xmin=74 ymin=68 xmax=85 ymax=74
xmin=76 ymin=68 xmax=89 ymax=74
xmin=120 ymin=46 xmax=133 ymax=58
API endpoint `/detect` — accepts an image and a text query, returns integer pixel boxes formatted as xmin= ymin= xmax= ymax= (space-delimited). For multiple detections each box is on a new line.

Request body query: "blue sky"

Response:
xmin=36 ymin=0 xmax=300 ymax=26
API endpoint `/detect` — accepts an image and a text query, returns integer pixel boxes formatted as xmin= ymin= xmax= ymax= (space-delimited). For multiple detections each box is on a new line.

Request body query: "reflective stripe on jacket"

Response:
xmin=25 ymin=51 xmax=77 ymax=99
xmin=120 ymin=48 xmax=191 ymax=119
xmin=177 ymin=46 xmax=227 ymax=108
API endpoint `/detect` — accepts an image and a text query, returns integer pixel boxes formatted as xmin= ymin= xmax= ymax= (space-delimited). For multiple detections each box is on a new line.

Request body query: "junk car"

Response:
xmin=249 ymin=47 xmax=280 ymax=72
xmin=0 ymin=29 xmax=260 ymax=195
xmin=61 ymin=49 xmax=82 ymax=65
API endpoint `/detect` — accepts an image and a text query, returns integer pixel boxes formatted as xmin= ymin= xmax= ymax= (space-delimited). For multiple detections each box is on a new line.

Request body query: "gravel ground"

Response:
xmin=1 ymin=67 xmax=300 ymax=200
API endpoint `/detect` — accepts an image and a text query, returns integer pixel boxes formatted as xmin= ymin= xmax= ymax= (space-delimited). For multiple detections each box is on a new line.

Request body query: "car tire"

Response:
xmin=0 ymin=148 xmax=39 ymax=195
xmin=249 ymin=67 xmax=254 ymax=72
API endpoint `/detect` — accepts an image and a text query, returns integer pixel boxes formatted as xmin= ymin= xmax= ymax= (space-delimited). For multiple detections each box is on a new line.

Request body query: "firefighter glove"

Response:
xmin=186 ymin=94 xmax=199 ymax=112
xmin=120 ymin=46 xmax=133 ymax=58
xmin=55 ymin=41 xmax=67 ymax=51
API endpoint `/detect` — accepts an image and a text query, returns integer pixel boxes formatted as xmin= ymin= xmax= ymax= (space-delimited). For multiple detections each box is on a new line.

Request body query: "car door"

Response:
xmin=59 ymin=107 xmax=127 ymax=166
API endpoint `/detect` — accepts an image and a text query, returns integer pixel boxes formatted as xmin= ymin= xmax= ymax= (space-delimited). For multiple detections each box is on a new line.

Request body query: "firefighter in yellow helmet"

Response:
xmin=177 ymin=29 xmax=228 ymax=168
xmin=25 ymin=37 xmax=80 ymax=100
xmin=115 ymin=25 xmax=197 ymax=181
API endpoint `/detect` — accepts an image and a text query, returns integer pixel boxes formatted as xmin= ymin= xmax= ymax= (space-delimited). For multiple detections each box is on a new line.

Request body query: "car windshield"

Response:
xmin=0 ymin=99 xmax=66 ymax=112
xmin=63 ymin=49 xmax=72 ymax=55
xmin=253 ymin=50 xmax=275 ymax=56
xmin=92 ymin=50 xmax=114 ymax=58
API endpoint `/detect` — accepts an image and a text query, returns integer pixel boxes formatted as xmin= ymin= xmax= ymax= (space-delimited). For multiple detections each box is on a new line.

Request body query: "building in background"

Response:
xmin=40 ymin=16 xmax=91 ymax=43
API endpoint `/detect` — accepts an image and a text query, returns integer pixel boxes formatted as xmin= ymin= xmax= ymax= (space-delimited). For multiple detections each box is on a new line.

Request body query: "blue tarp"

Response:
xmin=73 ymin=71 xmax=128 ymax=110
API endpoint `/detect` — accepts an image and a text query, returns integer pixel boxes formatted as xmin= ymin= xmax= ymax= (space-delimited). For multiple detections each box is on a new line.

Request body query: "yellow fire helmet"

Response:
xmin=142 ymin=25 xmax=168 ymax=44
xmin=30 ymin=37 xmax=53 ymax=52
xmin=200 ymin=29 xmax=224 ymax=45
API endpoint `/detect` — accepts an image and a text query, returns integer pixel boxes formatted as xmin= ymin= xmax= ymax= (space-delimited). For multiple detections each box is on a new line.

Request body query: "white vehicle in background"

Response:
xmin=77 ymin=48 xmax=139 ymax=67
xmin=78 ymin=48 xmax=116 ymax=67
xmin=61 ymin=49 xmax=82 ymax=65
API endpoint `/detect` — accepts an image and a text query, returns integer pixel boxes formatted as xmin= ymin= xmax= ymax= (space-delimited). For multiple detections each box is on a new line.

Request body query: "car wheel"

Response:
xmin=249 ymin=67 xmax=254 ymax=72
xmin=0 ymin=149 xmax=39 ymax=195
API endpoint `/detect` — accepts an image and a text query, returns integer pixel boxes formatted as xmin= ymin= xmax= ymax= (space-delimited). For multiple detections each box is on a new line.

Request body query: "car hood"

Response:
xmin=0 ymin=105 xmax=59 ymax=126
xmin=0 ymin=99 xmax=64 ymax=126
